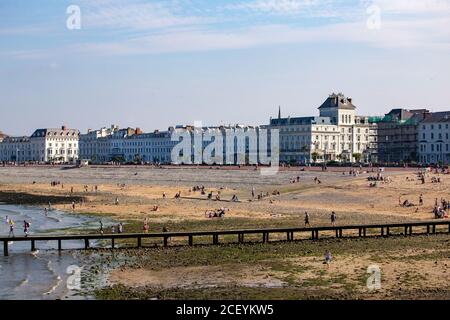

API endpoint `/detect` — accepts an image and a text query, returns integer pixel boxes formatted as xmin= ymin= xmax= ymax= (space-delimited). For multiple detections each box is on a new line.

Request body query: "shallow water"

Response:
xmin=0 ymin=204 xmax=112 ymax=300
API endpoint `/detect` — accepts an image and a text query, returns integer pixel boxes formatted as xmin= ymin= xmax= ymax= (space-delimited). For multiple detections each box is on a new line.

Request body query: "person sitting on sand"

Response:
xmin=152 ymin=205 xmax=159 ymax=212
xmin=231 ymin=195 xmax=238 ymax=202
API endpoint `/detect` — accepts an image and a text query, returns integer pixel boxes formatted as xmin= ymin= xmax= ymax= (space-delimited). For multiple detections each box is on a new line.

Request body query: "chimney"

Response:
xmin=135 ymin=127 xmax=142 ymax=135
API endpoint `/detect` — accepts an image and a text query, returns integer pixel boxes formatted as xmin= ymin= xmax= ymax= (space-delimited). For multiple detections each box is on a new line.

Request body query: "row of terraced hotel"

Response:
xmin=1 ymin=93 xmax=449 ymax=165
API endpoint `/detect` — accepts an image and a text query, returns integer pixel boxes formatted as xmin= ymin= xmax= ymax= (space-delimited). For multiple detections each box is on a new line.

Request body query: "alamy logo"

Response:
xmin=66 ymin=5 xmax=81 ymax=30
xmin=366 ymin=4 xmax=381 ymax=30
xmin=66 ymin=265 xmax=82 ymax=290
xmin=366 ymin=264 xmax=381 ymax=291
xmin=170 ymin=126 xmax=280 ymax=175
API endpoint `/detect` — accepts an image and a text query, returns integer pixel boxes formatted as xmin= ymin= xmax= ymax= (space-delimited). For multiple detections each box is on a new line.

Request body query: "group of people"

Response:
xmin=303 ymin=211 xmax=337 ymax=226
xmin=289 ymin=176 xmax=301 ymax=184
xmin=99 ymin=221 xmax=124 ymax=234
xmin=4 ymin=216 xmax=30 ymax=238
xmin=205 ymin=208 xmax=228 ymax=219
xmin=433 ymin=198 xmax=449 ymax=219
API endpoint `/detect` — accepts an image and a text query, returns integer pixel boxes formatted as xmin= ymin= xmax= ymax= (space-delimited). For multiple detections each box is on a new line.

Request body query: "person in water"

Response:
xmin=8 ymin=219 xmax=15 ymax=237
xmin=23 ymin=220 xmax=30 ymax=237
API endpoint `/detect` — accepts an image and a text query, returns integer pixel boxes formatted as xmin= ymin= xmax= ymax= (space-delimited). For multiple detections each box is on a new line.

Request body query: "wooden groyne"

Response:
xmin=2 ymin=220 xmax=449 ymax=256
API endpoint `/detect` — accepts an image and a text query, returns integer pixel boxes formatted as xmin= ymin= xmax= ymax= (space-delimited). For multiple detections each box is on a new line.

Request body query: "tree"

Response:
xmin=311 ymin=152 xmax=319 ymax=163
xmin=352 ymin=153 xmax=362 ymax=163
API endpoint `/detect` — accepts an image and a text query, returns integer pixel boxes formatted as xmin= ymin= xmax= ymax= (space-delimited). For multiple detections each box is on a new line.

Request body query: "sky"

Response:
xmin=1 ymin=0 xmax=450 ymax=136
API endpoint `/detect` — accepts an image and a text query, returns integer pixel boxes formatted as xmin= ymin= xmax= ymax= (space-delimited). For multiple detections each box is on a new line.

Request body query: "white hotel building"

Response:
xmin=269 ymin=93 xmax=378 ymax=164
xmin=418 ymin=112 xmax=450 ymax=165
xmin=79 ymin=124 xmax=268 ymax=165
xmin=0 ymin=126 xmax=79 ymax=163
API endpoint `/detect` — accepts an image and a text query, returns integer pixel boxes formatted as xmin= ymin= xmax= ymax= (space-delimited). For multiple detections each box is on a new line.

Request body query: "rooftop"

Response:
xmin=318 ymin=93 xmax=356 ymax=110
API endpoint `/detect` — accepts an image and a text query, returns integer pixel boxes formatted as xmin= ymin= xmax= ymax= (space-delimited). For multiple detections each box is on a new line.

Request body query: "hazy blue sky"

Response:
xmin=1 ymin=0 xmax=450 ymax=135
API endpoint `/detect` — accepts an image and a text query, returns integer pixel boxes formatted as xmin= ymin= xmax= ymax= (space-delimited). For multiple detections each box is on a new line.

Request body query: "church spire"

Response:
xmin=278 ymin=105 xmax=281 ymax=119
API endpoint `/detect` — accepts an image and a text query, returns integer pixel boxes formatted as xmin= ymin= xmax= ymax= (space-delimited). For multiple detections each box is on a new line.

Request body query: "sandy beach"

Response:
xmin=1 ymin=165 xmax=449 ymax=300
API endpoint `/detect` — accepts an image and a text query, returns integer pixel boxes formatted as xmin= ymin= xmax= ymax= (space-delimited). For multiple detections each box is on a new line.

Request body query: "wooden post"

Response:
xmin=363 ymin=228 xmax=367 ymax=237
xmin=404 ymin=226 xmax=408 ymax=236
xmin=3 ymin=241 xmax=8 ymax=257
xmin=427 ymin=225 xmax=430 ymax=234
xmin=315 ymin=230 xmax=319 ymax=240
xmin=311 ymin=230 xmax=315 ymax=240
xmin=58 ymin=240 xmax=62 ymax=251
xmin=290 ymin=232 xmax=294 ymax=241
xmin=31 ymin=240 xmax=36 ymax=252
xmin=339 ymin=229 xmax=342 ymax=238
xmin=287 ymin=232 xmax=290 ymax=241
xmin=238 ymin=233 xmax=244 ymax=243
xmin=163 ymin=236 xmax=168 ymax=247
xmin=432 ymin=225 xmax=436 ymax=234
xmin=189 ymin=235 xmax=193 ymax=246
xmin=335 ymin=229 xmax=339 ymax=238
xmin=359 ymin=228 xmax=362 ymax=237
xmin=386 ymin=227 xmax=390 ymax=236
xmin=213 ymin=234 xmax=219 ymax=245
xmin=409 ymin=226 xmax=412 ymax=235
xmin=84 ymin=239 xmax=89 ymax=249
xmin=111 ymin=238 xmax=115 ymax=249
xmin=137 ymin=237 xmax=142 ymax=248
xmin=381 ymin=227 xmax=384 ymax=236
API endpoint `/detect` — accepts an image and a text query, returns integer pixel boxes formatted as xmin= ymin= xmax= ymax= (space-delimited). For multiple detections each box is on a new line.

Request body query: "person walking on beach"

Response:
xmin=143 ymin=219 xmax=149 ymax=233
xmin=99 ymin=220 xmax=104 ymax=235
xmin=251 ymin=187 xmax=255 ymax=198
xmin=72 ymin=201 xmax=76 ymax=211
xmin=330 ymin=211 xmax=337 ymax=226
xmin=419 ymin=194 xmax=424 ymax=206
xmin=118 ymin=222 xmax=123 ymax=234
xmin=23 ymin=220 xmax=30 ymax=237
xmin=304 ymin=212 xmax=310 ymax=226
xmin=8 ymin=219 xmax=15 ymax=237
xmin=324 ymin=251 xmax=332 ymax=268
xmin=44 ymin=207 xmax=48 ymax=216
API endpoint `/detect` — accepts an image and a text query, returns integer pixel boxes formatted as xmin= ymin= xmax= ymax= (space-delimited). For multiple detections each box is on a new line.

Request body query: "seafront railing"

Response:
xmin=1 ymin=220 xmax=450 ymax=256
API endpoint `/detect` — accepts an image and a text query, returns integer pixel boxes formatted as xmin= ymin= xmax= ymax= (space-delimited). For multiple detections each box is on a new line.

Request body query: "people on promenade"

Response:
xmin=99 ymin=220 xmax=104 ymax=235
xmin=118 ymin=222 xmax=123 ymax=234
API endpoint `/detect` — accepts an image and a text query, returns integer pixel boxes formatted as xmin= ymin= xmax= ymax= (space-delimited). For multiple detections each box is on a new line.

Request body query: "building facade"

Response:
xmin=0 ymin=126 xmax=79 ymax=163
xmin=418 ymin=112 xmax=450 ymax=165
xmin=269 ymin=93 xmax=377 ymax=164
xmin=377 ymin=109 xmax=429 ymax=164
